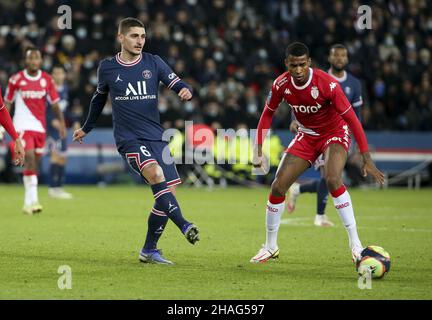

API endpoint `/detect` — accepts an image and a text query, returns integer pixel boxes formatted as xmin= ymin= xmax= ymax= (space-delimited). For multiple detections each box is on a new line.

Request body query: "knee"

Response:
xmin=325 ymin=173 xmax=341 ymax=192
xmin=24 ymin=155 xmax=36 ymax=170
xmin=271 ymin=178 xmax=288 ymax=197
xmin=142 ymin=163 xmax=165 ymax=184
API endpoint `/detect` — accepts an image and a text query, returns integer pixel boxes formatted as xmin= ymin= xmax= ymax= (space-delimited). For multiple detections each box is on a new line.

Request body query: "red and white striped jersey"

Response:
xmin=5 ymin=70 xmax=59 ymax=133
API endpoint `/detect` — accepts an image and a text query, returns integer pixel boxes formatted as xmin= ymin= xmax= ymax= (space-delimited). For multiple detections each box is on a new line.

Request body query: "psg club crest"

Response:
xmin=345 ymin=86 xmax=351 ymax=95
xmin=311 ymin=86 xmax=319 ymax=99
xmin=142 ymin=70 xmax=152 ymax=79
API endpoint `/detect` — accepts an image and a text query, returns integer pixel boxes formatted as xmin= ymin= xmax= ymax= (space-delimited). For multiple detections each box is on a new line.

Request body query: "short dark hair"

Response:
xmin=24 ymin=46 xmax=41 ymax=57
xmin=285 ymin=42 xmax=309 ymax=58
xmin=330 ymin=44 xmax=347 ymax=52
xmin=118 ymin=17 xmax=144 ymax=34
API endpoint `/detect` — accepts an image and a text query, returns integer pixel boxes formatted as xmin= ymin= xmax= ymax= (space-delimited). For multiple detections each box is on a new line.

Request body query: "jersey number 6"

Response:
xmin=140 ymin=146 xmax=151 ymax=157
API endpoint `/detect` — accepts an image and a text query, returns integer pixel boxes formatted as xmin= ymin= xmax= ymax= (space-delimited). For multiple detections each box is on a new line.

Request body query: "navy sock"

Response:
xmin=151 ymin=181 xmax=189 ymax=232
xmin=56 ymin=164 xmax=65 ymax=188
xmin=49 ymin=163 xmax=59 ymax=188
xmin=317 ymin=177 xmax=329 ymax=215
xmin=300 ymin=180 xmax=319 ymax=193
xmin=143 ymin=204 xmax=169 ymax=250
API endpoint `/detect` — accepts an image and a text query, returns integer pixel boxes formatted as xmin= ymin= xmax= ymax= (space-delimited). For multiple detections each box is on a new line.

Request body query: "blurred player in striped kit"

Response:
xmin=4 ymin=48 xmax=66 ymax=214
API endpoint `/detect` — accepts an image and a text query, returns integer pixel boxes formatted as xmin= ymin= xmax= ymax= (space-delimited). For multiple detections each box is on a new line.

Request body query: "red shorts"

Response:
xmin=10 ymin=131 xmax=46 ymax=156
xmin=286 ymin=125 xmax=351 ymax=165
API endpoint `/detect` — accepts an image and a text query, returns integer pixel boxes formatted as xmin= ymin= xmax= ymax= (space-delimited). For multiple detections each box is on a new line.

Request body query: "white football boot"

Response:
xmin=23 ymin=203 xmax=42 ymax=214
xmin=49 ymin=188 xmax=73 ymax=199
xmin=314 ymin=214 xmax=335 ymax=227
xmin=351 ymin=245 xmax=364 ymax=265
xmin=250 ymin=245 xmax=280 ymax=263
xmin=22 ymin=205 xmax=34 ymax=215
xmin=31 ymin=203 xmax=43 ymax=214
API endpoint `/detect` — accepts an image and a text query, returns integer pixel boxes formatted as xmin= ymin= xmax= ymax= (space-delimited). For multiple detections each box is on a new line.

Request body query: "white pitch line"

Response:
xmin=358 ymin=226 xmax=432 ymax=233
xmin=280 ymin=218 xmax=432 ymax=233
xmin=280 ymin=218 xmax=313 ymax=227
xmin=359 ymin=215 xmax=432 ymax=221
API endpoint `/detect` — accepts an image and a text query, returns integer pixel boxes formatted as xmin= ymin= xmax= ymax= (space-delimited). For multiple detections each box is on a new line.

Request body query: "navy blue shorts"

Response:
xmin=46 ymin=136 xmax=68 ymax=155
xmin=118 ymin=140 xmax=181 ymax=187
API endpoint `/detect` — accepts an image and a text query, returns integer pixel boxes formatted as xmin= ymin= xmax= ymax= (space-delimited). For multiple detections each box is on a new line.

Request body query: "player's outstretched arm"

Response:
xmin=253 ymin=107 xmax=275 ymax=172
xmin=332 ymin=81 xmax=384 ymax=185
xmin=155 ymin=55 xmax=193 ymax=101
xmin=77 ymin=90 xmax=109 ymax=142
xmin=360 ymin=152 xmax=385 ymax=185
xmin=341 ymin=108 xmax=384 ymax=185
xmin=253 ymin=82 xmax=283 ymax=171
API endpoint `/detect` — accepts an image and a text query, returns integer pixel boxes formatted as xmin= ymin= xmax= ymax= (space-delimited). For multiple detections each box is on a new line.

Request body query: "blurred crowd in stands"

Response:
xmin=1 ymin=0 xmax=431 ymax=132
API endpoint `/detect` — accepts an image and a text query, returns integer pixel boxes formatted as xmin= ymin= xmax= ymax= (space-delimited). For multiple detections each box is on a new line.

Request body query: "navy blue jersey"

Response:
xmin=82 ymin=52 xmax=190 ymax=147
xmin=328 ymin=70 xmax=363 ymax=119
xmin=46 ymin=83 xmax=69 ymax=138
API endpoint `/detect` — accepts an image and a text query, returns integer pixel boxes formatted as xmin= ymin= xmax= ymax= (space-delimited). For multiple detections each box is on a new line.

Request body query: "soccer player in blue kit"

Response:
xmin=73 ymin=18 xmax=199 ymax=265
xmin=46 ymin=65 xmax=79 ymax=199
xmin=287 ymin=44 xmax=364 ymax=227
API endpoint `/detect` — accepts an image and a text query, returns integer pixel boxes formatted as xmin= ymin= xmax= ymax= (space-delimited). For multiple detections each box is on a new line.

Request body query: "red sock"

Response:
xmin=330 ymin=185 xmax=346 ymax=198
xmin=268 ymin=194 xmax=285 ymax=204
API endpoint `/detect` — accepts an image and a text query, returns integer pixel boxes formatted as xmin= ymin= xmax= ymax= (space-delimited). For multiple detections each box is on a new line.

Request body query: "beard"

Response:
xmin=26 ymin=67 xmax=40 ymax=74
xmin=331 ymin=64 xmax=345 ymax=72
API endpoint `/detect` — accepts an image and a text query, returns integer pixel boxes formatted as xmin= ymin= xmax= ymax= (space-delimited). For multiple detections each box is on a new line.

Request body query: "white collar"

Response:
xmin=23 ymin=69 xmax=42 ymax=81
xmin=116 ymin=52 xmax=142 ymax=66
xmin=291 ymin=68 xmax=313 ymax=90
xmin=328 ymin=69 xmax=347 ymax=82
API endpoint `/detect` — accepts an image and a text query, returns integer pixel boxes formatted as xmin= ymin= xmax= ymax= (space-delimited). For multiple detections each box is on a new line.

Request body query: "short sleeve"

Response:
xmin=4 ymin=75 xmax=19 ymax=103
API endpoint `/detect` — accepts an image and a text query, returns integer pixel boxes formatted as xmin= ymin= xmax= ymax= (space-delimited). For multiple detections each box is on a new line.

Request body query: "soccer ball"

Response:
xmin=356 ymin=245 xmax=391 ymax=279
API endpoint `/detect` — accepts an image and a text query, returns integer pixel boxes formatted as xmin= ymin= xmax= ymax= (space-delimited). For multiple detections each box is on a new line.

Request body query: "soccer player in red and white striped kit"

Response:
xmin=251 ymin=42 xmax=384 ymax=264
xmin=4 ymin=48 xmax=66 ymax=214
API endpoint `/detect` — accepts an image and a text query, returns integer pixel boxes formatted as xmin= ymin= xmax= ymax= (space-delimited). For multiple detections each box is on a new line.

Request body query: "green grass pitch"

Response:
xmin=0 ymin=185 xmax=431 ymax=299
